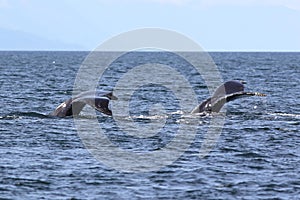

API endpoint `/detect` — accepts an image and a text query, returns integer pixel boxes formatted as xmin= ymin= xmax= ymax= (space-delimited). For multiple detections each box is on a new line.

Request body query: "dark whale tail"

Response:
xmin=191 ymin=80 xmax=266 ymax=114
xmin=51 ymin=90 xmax=118 ymax=117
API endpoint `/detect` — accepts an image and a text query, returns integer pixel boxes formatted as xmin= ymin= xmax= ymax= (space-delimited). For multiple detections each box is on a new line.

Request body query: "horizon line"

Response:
xmin=0 ymin=49 xmax=300 ymax=52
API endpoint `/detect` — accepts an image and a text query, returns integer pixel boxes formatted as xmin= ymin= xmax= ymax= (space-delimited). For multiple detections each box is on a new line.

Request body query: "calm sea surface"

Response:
xmin=0 ymin=51 xmax=299 ymax=199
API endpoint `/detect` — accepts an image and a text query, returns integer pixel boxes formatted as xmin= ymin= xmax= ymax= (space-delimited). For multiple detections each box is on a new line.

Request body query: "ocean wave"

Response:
xmin=0 ymin=112 xmax=49 ymax=120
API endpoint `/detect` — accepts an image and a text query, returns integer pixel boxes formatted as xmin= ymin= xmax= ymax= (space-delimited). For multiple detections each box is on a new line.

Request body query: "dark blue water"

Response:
xmin=0 ymin=51 xmax=299 ymax=199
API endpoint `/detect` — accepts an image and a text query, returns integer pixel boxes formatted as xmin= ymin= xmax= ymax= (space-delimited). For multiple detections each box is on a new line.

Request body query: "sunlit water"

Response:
xmin=0 ymin=51 xmax=299 ymax=199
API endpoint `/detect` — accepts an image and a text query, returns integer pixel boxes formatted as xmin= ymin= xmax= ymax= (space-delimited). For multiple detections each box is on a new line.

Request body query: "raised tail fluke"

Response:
xmin=210 ymin=91 xmax=267 ymax=112
xmin=51 ymin=90 xmax=117 ymax=117
xmin=191 ymin=81 xmax=266 ymax=114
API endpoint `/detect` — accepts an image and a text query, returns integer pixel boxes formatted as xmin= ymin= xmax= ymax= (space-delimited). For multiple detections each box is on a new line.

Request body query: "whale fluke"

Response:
xmin=51 ymin=90 xmax=117 ymax=117
xmin=191 ymin=81 xmax=266 ymax=114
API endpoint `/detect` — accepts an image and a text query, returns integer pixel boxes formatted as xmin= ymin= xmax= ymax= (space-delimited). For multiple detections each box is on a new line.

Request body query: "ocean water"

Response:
xmin=0 ymin=51 xmax=299 ymax=199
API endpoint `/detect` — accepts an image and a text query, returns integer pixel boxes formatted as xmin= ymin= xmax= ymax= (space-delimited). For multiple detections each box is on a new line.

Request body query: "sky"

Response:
xmin=0 ymin=0 xmax=300 ymax=51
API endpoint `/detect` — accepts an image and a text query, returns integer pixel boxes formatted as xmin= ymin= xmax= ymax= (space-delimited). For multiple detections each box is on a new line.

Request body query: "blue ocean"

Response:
xmin=0 ymin=51 xmax=299 ymax=199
